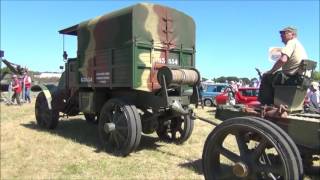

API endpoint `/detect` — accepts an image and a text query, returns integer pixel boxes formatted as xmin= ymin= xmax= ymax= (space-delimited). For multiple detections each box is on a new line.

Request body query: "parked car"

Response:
xmin=215 ymin=87 xmax=260 ymax=107
xmin=201 ymin=83 xmax=228 ymax=106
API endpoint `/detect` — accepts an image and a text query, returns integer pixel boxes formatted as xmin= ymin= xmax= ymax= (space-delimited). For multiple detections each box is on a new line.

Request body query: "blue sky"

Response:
xmin=1 ymin=0 xmax=319 ymax=79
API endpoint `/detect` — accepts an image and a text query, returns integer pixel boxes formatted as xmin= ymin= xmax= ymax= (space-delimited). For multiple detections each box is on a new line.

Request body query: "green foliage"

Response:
xmin=215 ymin=76 xmax=227 ymax=83
xmin=205 ymin=71 xmax=320 ymax=85
xmin=0 ymin=67 xmax=11 ymax=75
xmin=215 ymin=76 xmax=239 ymax=83
xmin=226 ymin=76 xmax=239 ymax=82
xmin=206 ymin=76 xmax=256 ymax=85
xmin=240 ymin=77 xmax=250 ymax=85
xmin=201 ymin=77 xmax=208 ymax=81
xmin=313 ymin=71 xmax=320 ymax=81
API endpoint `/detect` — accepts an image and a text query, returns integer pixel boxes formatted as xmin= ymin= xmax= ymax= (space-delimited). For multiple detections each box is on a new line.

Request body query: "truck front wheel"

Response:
xmin=35 ymin=92 xmax=59 ymax=129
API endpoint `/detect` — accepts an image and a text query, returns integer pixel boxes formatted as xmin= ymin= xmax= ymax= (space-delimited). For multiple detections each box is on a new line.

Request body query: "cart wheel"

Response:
xmin=35 ymin=92 xmax=59 ymax=129
xmin=249 ymin=116 xmax=304 ymax=178
xmin=202 ymin=117 xmax=301 ymax=180
xmin=156 ymin=114 xmax=194 ymax=144
xmin=98 ymin=99 xmax=141 ymax=156
xmin=84 ymin=113 xmax=99 ymax=124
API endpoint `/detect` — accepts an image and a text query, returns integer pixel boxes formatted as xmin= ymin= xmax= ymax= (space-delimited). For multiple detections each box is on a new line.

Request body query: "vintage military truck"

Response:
xmin=32 ymin=3 xmax=200 ymax=156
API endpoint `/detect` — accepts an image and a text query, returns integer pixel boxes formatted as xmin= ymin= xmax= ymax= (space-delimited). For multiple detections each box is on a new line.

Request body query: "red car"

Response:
xmin=215 ymin=87 xmax=260 ymax=107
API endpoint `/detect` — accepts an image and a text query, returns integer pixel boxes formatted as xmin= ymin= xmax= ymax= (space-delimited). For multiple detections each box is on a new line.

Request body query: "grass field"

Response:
xmin=0 ymin=100 xmax=318 ymax=179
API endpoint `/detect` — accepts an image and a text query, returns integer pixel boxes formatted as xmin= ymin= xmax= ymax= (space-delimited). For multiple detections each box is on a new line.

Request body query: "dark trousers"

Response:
xmin=12 ymin=92 xmax=21 ymax=105
xmin=258 ymin=71 xmax=304 ymax=105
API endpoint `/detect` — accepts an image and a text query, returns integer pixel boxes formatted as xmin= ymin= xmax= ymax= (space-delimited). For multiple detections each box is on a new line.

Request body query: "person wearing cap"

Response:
xmin=11 ymin=74 xmax=22 ymax=105
xmin=258 ymin=26 xmax=308 ymax=105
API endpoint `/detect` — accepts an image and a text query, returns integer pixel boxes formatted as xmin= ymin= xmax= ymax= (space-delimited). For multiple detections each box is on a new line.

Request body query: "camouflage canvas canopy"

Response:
xmin=60 ymin=3 xmax=195 ymax=50
xmin=59 ymin=3 xmax=196 ymax=92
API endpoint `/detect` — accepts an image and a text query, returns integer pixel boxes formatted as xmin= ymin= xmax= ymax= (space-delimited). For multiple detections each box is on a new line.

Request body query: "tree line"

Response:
xmin=202 ymin=71 xmax=320 ymax=83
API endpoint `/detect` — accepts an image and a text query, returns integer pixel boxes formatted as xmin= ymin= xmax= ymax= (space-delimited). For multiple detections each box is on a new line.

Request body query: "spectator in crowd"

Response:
xmin=11 ymin=74 xmax=22 ymax=105
xmin=198 ymin=83 xmax=204 ymax=109
xmin=226 ymin=85 xmax=236 ymax=105
xmin=306 ymin=81 xmax=320 ymax=113
xmin=230 ymin=81 xmax=238 ymax=92
xmin=23 ymin=70 xmax=32 ymax=103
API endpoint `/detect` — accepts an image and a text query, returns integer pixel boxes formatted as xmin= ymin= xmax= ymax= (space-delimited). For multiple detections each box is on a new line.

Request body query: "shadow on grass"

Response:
xmin=179 ymin=160 xmax=252 ymax=177
xmin=179 ymin=158 xmax=203 ymax=175
xmin=137 ymin=135 xmax=161 ymax=151
xmin=179 ymin=159 xmax=236 ymax=175
xmin=21 ymin=118 xmax=161 ymax=153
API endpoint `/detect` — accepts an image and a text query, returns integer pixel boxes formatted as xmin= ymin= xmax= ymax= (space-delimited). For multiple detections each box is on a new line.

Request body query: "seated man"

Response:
xmin=258 ymin=26 xmax=308 ymax=105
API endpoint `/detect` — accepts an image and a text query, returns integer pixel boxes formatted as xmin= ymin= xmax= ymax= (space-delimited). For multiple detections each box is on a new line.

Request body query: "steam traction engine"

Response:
xmin=32 ymin=3 xmax=200 ymax=156
xmin=201 ymin=60 xmax=319 ymax=180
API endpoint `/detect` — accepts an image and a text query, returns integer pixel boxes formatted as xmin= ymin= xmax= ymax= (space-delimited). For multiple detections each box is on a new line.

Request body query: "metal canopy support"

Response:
xmin=58 ymin=24 xmax=78 ymax=36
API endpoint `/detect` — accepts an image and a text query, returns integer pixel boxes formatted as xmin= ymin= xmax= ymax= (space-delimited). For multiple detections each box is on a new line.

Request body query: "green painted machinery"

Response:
xmin=202 ymin=60 xmax=319 ymax=179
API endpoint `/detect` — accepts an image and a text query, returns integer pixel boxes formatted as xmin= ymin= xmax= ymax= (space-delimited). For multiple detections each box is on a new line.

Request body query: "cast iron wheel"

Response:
xmin=98 ymin=99 xmax=141 ymax=156
xmin=202 ymin=117 xmax=301 ymax=180
xmin=35 ymin=92 xmax=59 ymax=129
xmin=84 ymin=113 xmax=99 ymax=124
xmin=249 ymin=116 xmax=304 ymax=178
xmin=204 ymin=99 xmax=213 ymax=107
xmin=156 ymin=114 xmax=194 ymax=144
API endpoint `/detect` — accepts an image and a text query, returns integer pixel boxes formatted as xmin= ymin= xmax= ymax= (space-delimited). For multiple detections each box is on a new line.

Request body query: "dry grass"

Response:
xmin=0 ymin=101 xmax=318 ymax=179
xmin=0 ymin=102 xmax=214 ymax=179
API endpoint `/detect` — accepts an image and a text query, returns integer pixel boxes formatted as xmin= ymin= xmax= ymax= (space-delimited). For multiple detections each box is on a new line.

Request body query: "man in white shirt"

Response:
xmin=258 ymin=26 xmax=308 ymax=105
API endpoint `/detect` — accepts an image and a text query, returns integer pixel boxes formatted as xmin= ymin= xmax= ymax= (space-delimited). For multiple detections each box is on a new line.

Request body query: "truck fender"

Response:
xmin=31 ymin=84 xmax=56 ymax=110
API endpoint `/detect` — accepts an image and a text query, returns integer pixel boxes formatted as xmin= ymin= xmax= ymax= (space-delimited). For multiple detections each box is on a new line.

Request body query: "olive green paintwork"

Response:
xmin=215 ymin=105 xmax=320 ymax=150
xmin=60 ymin=3 xmax=196 ymax=92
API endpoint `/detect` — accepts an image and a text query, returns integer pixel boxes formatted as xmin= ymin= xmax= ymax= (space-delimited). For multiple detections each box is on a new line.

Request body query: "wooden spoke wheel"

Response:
xmin=98 ymin=99 xmax=141 ymax=156
xmin=84 ymin=113 xmax=99 ymax=124
xmin=156 ymin=114 xmax=194 ymax=144
xmin=202 ymin=117 xmax=301 ymax=180
xmin=35 ymin=92 xmax=59 ymax=129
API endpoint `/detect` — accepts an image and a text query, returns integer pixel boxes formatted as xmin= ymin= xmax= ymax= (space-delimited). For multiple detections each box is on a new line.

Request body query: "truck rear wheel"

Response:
xmin=156 ymin=114 xmax=194 ymax=144
xmin=202 ymin=117 xmax=301 ymax=180
xmin=35 ymin=92 xmax=59 ymax=129
xmin=98 ymin=98 xmax=141 ymax=156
